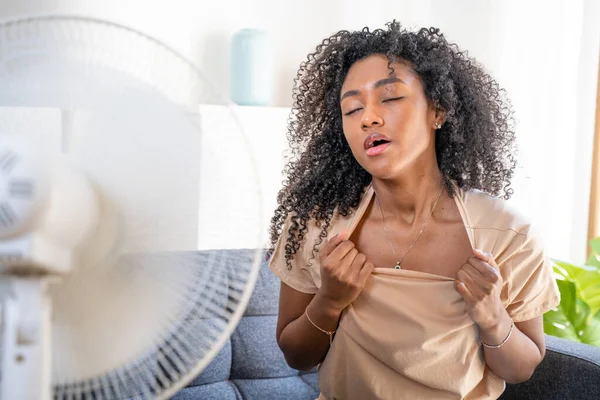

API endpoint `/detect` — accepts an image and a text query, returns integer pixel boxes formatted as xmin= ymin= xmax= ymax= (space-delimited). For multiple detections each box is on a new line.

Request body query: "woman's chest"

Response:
xmin=350 ymin=210 xmax=473 ymax=279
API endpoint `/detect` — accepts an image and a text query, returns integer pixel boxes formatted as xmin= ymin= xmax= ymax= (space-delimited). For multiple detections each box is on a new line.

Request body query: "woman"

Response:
xmin=267 ymin=21 xmax=559 ymax=399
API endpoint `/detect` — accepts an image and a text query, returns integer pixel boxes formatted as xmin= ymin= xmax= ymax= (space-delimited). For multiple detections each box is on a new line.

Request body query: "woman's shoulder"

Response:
xmin=459 ymin=186 xmax=533 ymax=236
xmin=267 ymin=187 xmax=372 ymax=293
xmin=272 ymin=185 xmax=372 ymax=264
xmin=459 ymin=187 xmax=552 ymax=286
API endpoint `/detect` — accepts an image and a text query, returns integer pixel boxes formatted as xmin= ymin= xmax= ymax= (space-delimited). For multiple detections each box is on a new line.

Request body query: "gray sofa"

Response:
xmin=173 ymin=250 xmax=600 ymax=400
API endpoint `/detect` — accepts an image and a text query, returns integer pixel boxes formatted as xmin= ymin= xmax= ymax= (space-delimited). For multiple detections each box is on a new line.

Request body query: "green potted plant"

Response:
xmin=543 ymin=237 xmax=600 ymax=347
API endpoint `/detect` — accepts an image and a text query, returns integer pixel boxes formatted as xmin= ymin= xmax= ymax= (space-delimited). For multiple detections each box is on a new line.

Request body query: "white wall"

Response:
xmin=197 ymin=105 xmax=290 ymax=250
xmin=5 ymin=0 xmax=593 ymax=107
xmin=1 ymin=0 xmax=598 ymax=263
xmin=488 ymin=0 xmax=599 ymax=264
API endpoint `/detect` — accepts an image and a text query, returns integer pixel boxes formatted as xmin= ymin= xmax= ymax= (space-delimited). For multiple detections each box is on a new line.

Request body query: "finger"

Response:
xmin=460 ymin=261 xmax=485 ymax=283
xmin=457 ymin=268 xmax=484 ymax=298
xmin=358 ymin=260 xmax=375 ymax=282
xmin=327 ymin=240 xmax=355 ymax=264
xmin=454 ymin=279 xmax=475 ymax=303
xmin=472 ymin=248 xmax=498 ymax=268
xmin=321 ymin=230 xmax=349 ymax=258
xmin=467 ymin=256 xmax=500 ymax=282
xmin=462 ymin=263 xmax=490 ymax=288
xmin=339 ymin=247 xmax=359 ymax=270
xmin=350 ymin=253 xmax=367 ymax=272
xmin=464 ymin=264 xmax=497 ymax=296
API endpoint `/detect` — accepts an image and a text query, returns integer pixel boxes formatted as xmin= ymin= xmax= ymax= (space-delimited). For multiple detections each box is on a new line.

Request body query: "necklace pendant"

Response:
xmin=395 ymin=263 xmax=401 ymax=270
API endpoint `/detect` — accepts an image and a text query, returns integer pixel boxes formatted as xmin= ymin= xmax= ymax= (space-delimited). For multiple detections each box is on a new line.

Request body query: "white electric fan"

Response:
xmin=0 ymin=15 xmax=264 ymax=399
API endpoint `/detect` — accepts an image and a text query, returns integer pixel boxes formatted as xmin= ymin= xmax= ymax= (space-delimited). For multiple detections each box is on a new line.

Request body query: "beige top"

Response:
xmin=269 ymin=184 xmax=560 ymax=400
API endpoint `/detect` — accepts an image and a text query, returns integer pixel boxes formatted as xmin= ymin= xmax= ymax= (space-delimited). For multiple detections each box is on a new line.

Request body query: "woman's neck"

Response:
xmin=372 ymin=167 xmax=445 ymax=226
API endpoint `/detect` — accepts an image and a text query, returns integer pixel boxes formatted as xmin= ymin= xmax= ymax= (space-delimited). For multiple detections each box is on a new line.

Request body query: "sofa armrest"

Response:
xmin=545 ymin=334 xmax=600 ymax=366
xmin=500 ymin=335 xmax=600 ymax=400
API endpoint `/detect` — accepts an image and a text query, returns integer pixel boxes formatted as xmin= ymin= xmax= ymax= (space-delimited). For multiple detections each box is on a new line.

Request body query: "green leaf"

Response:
xmin=546 ymin=237 xmax=600 ymax=347
xmin=573 ymin=299 xmax=591 ymax=331
xmin=553 ymin=260 xmax=580 ymax=280
xmin=552 ymin=261 xmax=600 ymax=297
xmin=552 ymin=261 xmax=573 ymax=280
xmin=581 ymin=282 xmax=600 ymax=298
xmin=544 ymin=280 xmax=580 ymax=340
xmin=557 ymin=279 xmax=576 ymax=319
xmin=581 ymin=283 xmax=600 ymax=311
xmin=586 ymin=294 xmax=600 ymax=315
xmin=586 ymin=237 xmax=600 ymax=268
xmin=580 ymin=310 xmax=600 ymax=347
xmin=575 ymin=268 xmax=600 ymax=288
xmin=588 ymin=253 xmax=600 ymax=269
xmin=590 ymin=237 xmax=600 ymax=256
xmin=544 ymin=309 xmax=580 ymax=341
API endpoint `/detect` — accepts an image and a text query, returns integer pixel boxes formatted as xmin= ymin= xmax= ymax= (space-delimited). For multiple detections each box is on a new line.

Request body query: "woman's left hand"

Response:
xmin=455 ymin=249 xmax=505 ymax=330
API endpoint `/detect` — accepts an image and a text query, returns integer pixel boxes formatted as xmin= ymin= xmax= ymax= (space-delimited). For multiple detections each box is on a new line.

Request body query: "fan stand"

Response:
xmin=0 ymin=108 xmax=97 ymax=400
xmin=1 ymin=277 xmax=51 ymax=400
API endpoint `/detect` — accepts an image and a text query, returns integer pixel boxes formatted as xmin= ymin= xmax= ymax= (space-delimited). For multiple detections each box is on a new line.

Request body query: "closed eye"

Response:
xmin=382 ymin=97 xmax=404 ymax=103
xmin=343 ymin=107 xmax=362 ymax=116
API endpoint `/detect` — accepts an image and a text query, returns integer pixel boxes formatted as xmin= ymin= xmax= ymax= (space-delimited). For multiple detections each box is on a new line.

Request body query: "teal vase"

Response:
xmin=230 ymin=29 xmax=273 ymax=106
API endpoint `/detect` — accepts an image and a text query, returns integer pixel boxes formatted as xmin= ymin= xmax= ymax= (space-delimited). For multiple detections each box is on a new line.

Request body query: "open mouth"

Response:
xmin=368 ymin=139 xmax=389 ymax=148
xmin=364 ymin=134 xmax=391 ymax=150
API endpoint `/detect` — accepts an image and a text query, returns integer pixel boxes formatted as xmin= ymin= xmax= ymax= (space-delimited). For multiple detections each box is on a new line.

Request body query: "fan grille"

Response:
xmin=52 ymin=250 xmax=262 ymax=400
xmin=0 ymin=16 xmax=264 ymax=399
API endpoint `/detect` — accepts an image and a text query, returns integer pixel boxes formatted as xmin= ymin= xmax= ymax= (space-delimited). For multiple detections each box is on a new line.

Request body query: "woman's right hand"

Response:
xmin=316 ymin=231 xmax=374 ymax=311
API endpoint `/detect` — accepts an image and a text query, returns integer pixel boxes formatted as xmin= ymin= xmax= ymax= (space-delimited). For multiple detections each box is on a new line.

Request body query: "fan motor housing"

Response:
xmin=0 ymin=139 xmax=99 ymax=275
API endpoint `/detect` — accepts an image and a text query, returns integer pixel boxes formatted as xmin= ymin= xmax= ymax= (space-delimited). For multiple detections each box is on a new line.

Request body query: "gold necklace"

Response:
xmin=375 ymin=184 xmax=444 ymax=269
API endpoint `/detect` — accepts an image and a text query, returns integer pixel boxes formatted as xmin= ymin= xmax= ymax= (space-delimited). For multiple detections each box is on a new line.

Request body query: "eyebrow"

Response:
xmin=340 ymin=77 xmax=405 ymax=101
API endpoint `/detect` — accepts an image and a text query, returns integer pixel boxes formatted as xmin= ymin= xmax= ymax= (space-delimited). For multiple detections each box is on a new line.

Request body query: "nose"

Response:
xmin=361 ymin=104 xmax=384 ymax=129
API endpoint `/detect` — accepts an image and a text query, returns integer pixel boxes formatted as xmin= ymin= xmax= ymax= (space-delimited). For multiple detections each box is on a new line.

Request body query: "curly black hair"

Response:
xmin=267 ymin=21 xmax=516 ymax=268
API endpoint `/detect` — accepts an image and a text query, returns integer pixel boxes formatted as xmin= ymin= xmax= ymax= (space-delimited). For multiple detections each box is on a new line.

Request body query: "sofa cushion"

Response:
xmin=244 ymin=258 xmax=281 ymax=316
xmin=300 ymin=371 xmax=319 ymax=393
xmin=171 ymin=381 xmax=241 ymax=400
xmin=186 ymin=339 xmax=232 ymax=386
xmin=230 ymin=315 xmax=297 ymax=379
xmin=233 ymin=377 xmax=319 ymax=400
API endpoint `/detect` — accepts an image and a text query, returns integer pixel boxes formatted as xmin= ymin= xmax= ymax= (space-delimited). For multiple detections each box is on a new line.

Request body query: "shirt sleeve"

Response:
xmin=505 ymin=225 xmax=561 ymax=322
xmin=268 ymin=215 xmax=319 ymax=294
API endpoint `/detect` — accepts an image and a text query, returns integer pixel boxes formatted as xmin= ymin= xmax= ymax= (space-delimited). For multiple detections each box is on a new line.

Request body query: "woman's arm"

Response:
xmin=455 ymin=249 xmax=546 ymax=383
xmin=275 ymin=231 xmax=374 ymax=371
xmin=479 ymin=312 xmax=545 ymax=383
xmin=276 ymin=283 xmax=344 ymax=371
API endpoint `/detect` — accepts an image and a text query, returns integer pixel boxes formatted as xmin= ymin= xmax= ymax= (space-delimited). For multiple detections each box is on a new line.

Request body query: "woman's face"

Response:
xmin=340 ymin=54 xmax=439 ymax=180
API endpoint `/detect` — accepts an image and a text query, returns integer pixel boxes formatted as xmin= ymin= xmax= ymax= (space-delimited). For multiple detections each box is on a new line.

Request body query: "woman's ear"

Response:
xmin=434 ymin=106 xmax=447 ymax=128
